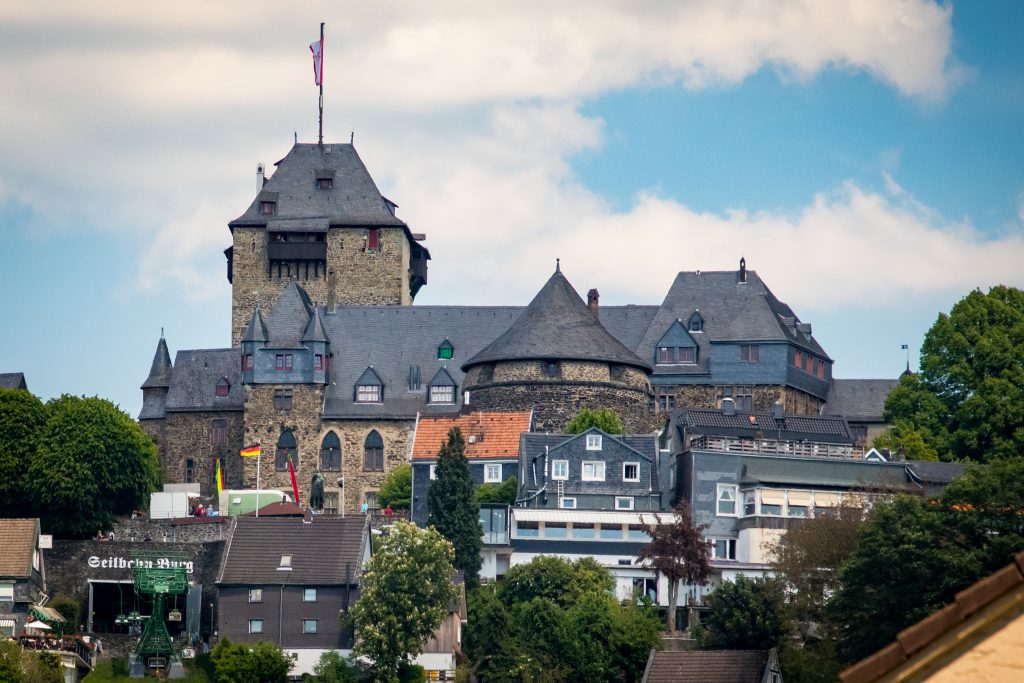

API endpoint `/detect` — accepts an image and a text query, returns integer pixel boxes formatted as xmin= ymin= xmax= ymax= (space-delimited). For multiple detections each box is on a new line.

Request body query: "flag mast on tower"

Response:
xmin=310 ymin=23 xmax=325 ymax=144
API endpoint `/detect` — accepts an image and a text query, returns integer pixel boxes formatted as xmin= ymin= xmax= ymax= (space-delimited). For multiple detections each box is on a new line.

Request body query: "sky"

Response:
xmin=1 ymin=1 xmax=1023 ymax=417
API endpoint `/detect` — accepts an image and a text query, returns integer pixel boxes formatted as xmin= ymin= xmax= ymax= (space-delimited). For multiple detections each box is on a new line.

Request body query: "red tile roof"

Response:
xmin=840 ymin=551 xmax=1024 ymax=683
xmin=0 ymin=518 xmax=38 ymax=578
xmin=412 ymin=411 xmax=532 ymax=461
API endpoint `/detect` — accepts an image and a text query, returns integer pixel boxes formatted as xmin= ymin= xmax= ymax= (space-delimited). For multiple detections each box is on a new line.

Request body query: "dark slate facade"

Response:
xmin=412 ymin=457 xmax=518 ymax=526
xmin=518 ymin=429 xmax=661 ymax=513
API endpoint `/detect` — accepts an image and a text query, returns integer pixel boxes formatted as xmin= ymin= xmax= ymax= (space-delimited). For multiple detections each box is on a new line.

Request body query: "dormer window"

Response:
xmin=278 ymin=555 xmax=292 ymax=570
xmin=586 ymin=434 xmax=603 ymax=450
xmin=438 ymin=339 xmax=454 ymax=360
xmin=355 ymin=366 xmax=384 ymax=403
xmin=427 ymin=368 xmax=456 ymax=404
xmin=316 ymin=177 xmax=333 ymax=189
xmin=215 ymin=378 xmax=230 ymax=397
xmin=657 ymin=347 xmax=696 ymax=364
xmin=688 ymin=312 xmax=703 ymax=333
xmin=260 ymin=201 xmax=277 ymax=216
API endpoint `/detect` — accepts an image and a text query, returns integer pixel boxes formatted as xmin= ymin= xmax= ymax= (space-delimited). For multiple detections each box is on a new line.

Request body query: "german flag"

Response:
xmin=239 ymin=444 xmax=261 ymax=457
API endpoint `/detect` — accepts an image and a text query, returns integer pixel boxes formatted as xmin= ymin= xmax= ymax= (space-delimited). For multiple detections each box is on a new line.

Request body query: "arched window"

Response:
xmin=321 ymin=432 xmax=342 ymax=471
xmin=276 ymin=429 xmax=298 ymax=472
xmin=363 ymin=431 xmax=384 ymax=471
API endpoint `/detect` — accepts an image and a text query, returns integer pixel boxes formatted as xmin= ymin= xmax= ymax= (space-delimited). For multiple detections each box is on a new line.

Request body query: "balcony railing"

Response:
xmin=690 ymin=435 xmax=861 ymax=459
xmin=481 ymin=531 xmax=509 ymax=545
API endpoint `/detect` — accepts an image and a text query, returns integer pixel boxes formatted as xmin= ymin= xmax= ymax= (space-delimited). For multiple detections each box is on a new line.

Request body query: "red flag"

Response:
xmin=310 ymin=37 xmax=324 ymax=86
xmin=288 ymin=458 xmax=301 ymax=504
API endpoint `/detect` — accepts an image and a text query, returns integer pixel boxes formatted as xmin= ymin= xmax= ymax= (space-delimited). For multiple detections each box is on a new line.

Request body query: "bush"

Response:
xmin=50 ymin=595 xmax=81 ymax=633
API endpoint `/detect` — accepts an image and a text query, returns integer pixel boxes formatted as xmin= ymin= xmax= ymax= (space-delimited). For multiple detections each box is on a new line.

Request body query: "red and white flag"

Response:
xmin=310 ymin=37 xmax=324 ymax=86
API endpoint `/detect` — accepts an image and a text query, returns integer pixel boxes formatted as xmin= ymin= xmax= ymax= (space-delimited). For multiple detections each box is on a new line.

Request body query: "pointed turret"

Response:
xmin=241 ymin=309 xmax=270 ymax=343
xmin=303 ymin=309 xmax=331 ymax=384
xmin=302 ymin=309 xmax=329 ymax=344
xmin=140 ymin=335 xmax=173 ymax=421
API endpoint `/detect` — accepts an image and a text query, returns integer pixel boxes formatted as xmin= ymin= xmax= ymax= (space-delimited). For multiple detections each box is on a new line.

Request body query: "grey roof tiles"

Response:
xmin=141 ymin=339 xmax=173 ymax=389
xmin=823 ymin=379 xmax=899 ymax=421
xmin=164 ymin=349 xmax=244 ymax=413
xmin=0 ymin=372 xmax=28 ymax=391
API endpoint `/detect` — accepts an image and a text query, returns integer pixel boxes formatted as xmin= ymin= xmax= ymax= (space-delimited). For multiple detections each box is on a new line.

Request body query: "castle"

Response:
xmin=139 ymin=141 xmax=842 ymax=515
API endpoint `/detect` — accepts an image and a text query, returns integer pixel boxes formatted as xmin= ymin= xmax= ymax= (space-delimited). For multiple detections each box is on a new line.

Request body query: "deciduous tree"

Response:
xmin=351 ymin=522 xmax=459 ymax=683
xmin=378 ymin=463 xmax=412 ymax=509
xmin=702 ymin=576 xmax=790 ymax=651
xmin=0 ymin=388 xmax=47 ymax=517
xmin=883 ymin=285 xmax=1024 ymax=462
xmin=210 ymin=638 xmax=292 ymax=683
xmin=427 ymin=427 xmax=482 ymax=589
xmin=636 ymin=500 xmax=710 ymax=632
xmin=564 ymin=407 xmax=624 ymax=435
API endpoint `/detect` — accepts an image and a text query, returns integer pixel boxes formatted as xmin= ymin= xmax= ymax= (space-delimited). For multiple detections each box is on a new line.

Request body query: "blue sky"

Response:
xmin=1 ymin=1 xmax=1022 ymax=416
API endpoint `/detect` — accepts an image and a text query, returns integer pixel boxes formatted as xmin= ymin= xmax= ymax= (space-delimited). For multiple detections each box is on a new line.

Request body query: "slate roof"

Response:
xmin=462 ymin=267 xmax=652 ymax=372
xmin=905 ymin=460 xmax=967 ymax=485
xmin=643 ymin=650 xmax=770 ymax=683
xmin=163 ymin=349 xmax=244 ymax=413
xmin=739 ymin=455 xmax=910 ymax=489
xmin=0 ymin=518 xmax=39 ymax=578
xmin=218 ymin=515 xmax=367 ymax=585
xmin=840 ymin=552 xmax=1024 ymax=683
xmin=0 ymin=372 xmax=28 ymax=391
xmin=412 ymin=411 xmax=533 ymax=461
xmin=823 ymin=379 xmax=899 ymax=421
xmin=520 ymin=430 xmax=660 ymax=494
xmin=264 ymin=282 xmax=315 ymax=349
xmin=141 ymin=339 xmax=173 ymax=389
xmin=241 ymin=309 xmax=270 ymax=343
xmin=678 ymin=407 xmax=853 ymax=444
xmin=635 ymin=269 xmax=828 ymax=377
xmin=230 ymin=143 xmax=407 ymax=229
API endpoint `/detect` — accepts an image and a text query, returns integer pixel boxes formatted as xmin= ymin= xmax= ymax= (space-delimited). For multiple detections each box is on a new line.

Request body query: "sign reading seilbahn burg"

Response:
xmin=87 ymin=555 xmax=195 ymax=574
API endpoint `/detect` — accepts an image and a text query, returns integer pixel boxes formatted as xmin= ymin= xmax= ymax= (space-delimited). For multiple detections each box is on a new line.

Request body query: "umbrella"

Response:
xmin=26 ymin=620 xmax=51 ymax=630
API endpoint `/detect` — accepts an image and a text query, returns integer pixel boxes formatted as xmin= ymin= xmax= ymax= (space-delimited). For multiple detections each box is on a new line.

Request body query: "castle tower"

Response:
xmin=139 ymin=335 xmax=173 ymax=452
xmin=461 ymin=264 xmax=653 ymax=432
xmin=225 ymin=143 xmax=430 ymax=346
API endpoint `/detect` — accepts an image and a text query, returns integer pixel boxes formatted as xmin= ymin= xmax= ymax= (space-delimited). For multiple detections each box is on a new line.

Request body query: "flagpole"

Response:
xmin=318 ymin=22 xmax=324 ymax=145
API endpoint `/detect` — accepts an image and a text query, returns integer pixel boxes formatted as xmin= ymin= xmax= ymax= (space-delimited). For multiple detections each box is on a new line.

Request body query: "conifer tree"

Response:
xmin=428 ymin=427 xmax=483 ymax=589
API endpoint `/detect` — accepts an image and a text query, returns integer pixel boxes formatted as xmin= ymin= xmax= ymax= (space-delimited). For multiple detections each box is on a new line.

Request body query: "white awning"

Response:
xmin=787 ymin=491 xmax=812 ymax=506
xmin=512 ymin=509 xmax=674 ymax=526
xmin=760 ymin=489 xmax=785 ymax=506
xmin=814 ymin=492 xmax=840 ymax=507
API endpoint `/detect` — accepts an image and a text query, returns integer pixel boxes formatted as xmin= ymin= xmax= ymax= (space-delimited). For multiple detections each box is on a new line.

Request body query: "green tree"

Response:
xmin=636 ymin=500 xmax=711 ymax=632
xmin=352 ymin=521 xmax=459 ymax=683
xmin=497 ymin=556 xmax=613 ymax=608
xmin=427 ymin=427 xmax=482 ymax=589
xmin=310 ymin=650 xmax=364 ymax=682
xmin=564 ymin=407 xmax=624 ymax=435
xmin=210 ymin=638 xmax=292 ymax=683
xmin=884 ymin=285 xmax=1024 ymax=462
xmin=22 ymin=651 xmax=63 ymax=683
xmin=27 ymin=395 xmax=160 ymax=538
xmin=379 ymin=463 xmax=412 ymax=509
xmin=0 ymin=639 xmax=24 ymax=683
xmin=474 ymin=475 xmax=518 ymax=505
xmin=871 ymin=419 xmax=939 ymax=461
xmin=702 ymin=576 xmax=789 ymax=651
xmin=0 ymin=388 xmax=47 ymax=517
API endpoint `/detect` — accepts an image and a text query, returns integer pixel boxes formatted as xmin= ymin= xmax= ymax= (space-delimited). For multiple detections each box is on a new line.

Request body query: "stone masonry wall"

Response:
xmin=471 ymin=383 xmax=651 ymax=434
xmin=320 ymin=419 xmax=414 ymax=516
xmin=231 ymin=226 xmax=411 ymax=345
xmin=162 ymin=411 xmax=245 ymax=495
xmin=654 ymin=384 xmax=822 ymax=416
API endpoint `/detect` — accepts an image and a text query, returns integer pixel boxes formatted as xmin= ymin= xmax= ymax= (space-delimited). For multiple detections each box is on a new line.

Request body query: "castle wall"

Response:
xmin=160 ymin=411 xmax=245 ymax=495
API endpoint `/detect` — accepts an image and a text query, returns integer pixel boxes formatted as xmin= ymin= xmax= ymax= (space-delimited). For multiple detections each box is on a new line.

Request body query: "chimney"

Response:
xmin=739 ymin=257 xmax=747 ymax=283
xmin=587 ymin=288 xmax=600 ymax=320
xmin=256 ymin=163 xmax=265 ymax=193
xmin=721 ymin=397 xmax=735 ymax=416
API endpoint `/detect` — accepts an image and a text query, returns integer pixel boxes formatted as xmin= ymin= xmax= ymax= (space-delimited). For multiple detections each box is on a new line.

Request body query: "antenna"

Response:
xmin=901 ymin=344 xmax=910 ymax=373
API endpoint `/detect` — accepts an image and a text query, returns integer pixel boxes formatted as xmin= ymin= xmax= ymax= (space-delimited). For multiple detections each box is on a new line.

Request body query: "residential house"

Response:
xmin=216 ymin=515 xmax=369 ymax=677
xmin=840 ymin=551 xmax=1024 ymax=683
xmin=414 ymin=572 xmax=468 ymax=682
xmin=0 ymin=518 xmax=46 ymax=637
xmin=642 ymin=649 xmax=783 ymax=683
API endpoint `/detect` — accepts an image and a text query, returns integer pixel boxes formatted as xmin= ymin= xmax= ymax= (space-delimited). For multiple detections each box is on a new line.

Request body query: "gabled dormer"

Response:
xmin=655 ymin=319 xmax=698 ymax=365
xmin=354 ymin=367 xmax=384 ymax=403
xmin=240 ymin=308 xmax=269 ymax=384
xmin=427 ymin=367 xmax=456 ymax=405
xmin=688 ymin=310 xmax=704 ymax=333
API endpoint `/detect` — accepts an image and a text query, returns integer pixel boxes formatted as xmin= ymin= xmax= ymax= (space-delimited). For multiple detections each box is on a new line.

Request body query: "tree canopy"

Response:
xmin=351 ymin=521 xmax=459 ymax=683
xmin=427 ymin=427 xmax=483 ymax=589
xmin=882 ymin=285 xmax=1024 ymax=462
xmin=210 ymin=638 xmax=293 ymax=683
xmin=474 ymin=475 xmax=518 ymax=506
xmin=636 ymin=500 xmax=710 ymax=632
xmin=701 ymin=576 xmax=789 ymax=651
xmin=564 ymin=407 xmax=624 ymax=434
xmin=378 ymin=463 xmax=412 ymax=509
xmin=0 ymin=391 xmax=160 ymax=538
xmin=463 ymin=557 xmax=661 ymax=683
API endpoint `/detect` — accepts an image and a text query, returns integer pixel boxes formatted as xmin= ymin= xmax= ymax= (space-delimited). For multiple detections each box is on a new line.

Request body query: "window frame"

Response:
xmin=428 ymin=384 xmax=455 ymax=404
xmin=615 ymin=496 xmax=635 ymax=511
xmin=710 ymin=538 xmax=738 ymax=560
xmin=581 ymin=461 xmax=606 ymax=482
xmin=248 ymin=619 xmax=264 ymax=634
xmin=622 ymin=462 xmax=640 ymax=483
xmin=559 ymin=497 xmax=577 ymax=509
xmin=586 ymin=434 xmax=602 ymax=451
xmin=260 ymin=201 xmax=276 ymax=216
xmin=316 ymin=177 xmax=333 ymax=190
xmin=248 ymin=589 xmax=263 ymax=603
xmin=274 ymin=388 xmax=293 ymax=411
xmin=242 ymin=353 xmax=253 ymax=372
xmin=303 ymin=588 xmax=317 ymax=602
xmin=551 ymin=460 xmax=569 ymax=481
xmin=215 ymin=379 xmax=230 ymax=397
xmin=356 ymin=384 xmax=381 ymax=403
xmin=363 ymin=431 xmax=384 ymax=471
xmin=740 ymin=344 xmax=760 ymax=363
xmin=302 ymin=619 xmax=318 ymax=634
xmin=716 ymin=483 xmax=739 ymax=517
xmin=367 ymin=228 xmax=379 ymax=250
xmin=484 ymin=463 xmax=502 ymax=483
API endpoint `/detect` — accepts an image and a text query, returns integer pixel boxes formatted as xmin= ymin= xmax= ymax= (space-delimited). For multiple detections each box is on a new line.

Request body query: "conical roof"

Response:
xmin=462 ymin=267 xmax=652 ymax=372
xmin=141 ymin=337 xmax=173 ymax=389
xmin=302 ymin=309 xmax=329 ymax=343
xmin=241 ymin=309 xmax=270 ymax=343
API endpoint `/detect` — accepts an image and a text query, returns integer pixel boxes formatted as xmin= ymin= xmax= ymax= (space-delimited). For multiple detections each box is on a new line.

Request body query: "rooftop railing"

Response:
xmin=690 ymin=435 xmax=863 ymax=459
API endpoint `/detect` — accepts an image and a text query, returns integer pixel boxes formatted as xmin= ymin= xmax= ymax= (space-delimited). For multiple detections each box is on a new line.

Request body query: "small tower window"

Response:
xmin=316 ymin=177 xmax=333 ymax=190
xmin=688 ymin=312 xmax=703 ymax=333
xmin=215 ymin=377 xmax=230 ymax=397
xmin=543 ymin=361 xmax=560 ymax=377
xmin=242 ymin=354 xmax=253 ymax=372
xmin=438 ymin=339 xmax=454 ymax=360
xmin=260 ymin=201 xmax=277 ymax=216
xmin=367 ymin=228 xmax=379 ymax=250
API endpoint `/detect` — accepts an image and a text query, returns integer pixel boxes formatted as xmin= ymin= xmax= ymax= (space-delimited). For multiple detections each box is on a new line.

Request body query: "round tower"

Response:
xmin=461 ymin=264 xmax=652 ymax=432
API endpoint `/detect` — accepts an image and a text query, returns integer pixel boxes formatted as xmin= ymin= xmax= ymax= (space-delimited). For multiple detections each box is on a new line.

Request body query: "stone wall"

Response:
xmin=652 ymin=384 xmax=823 ymax=417
xmin=471 ymin=382 xmax=651 ymax=433
xmin=320 ymin=419 xmax=415 ymax=516
xmin=231 ymin=226 xmax=411 ymax=346
xmin=162 ymin=411 xmax=245 ymax=495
